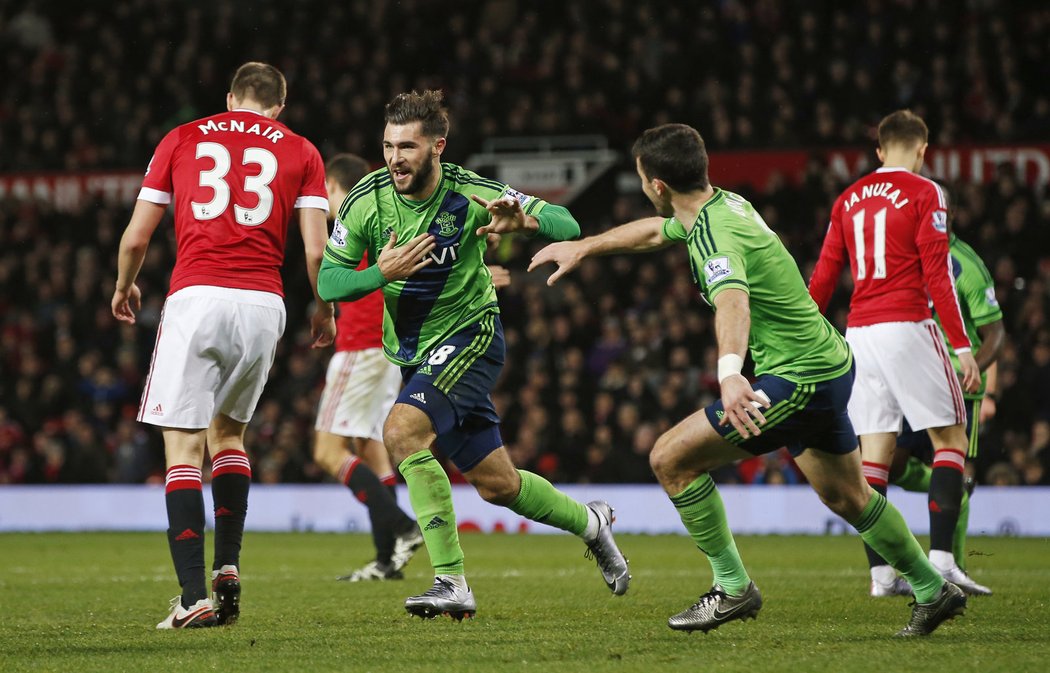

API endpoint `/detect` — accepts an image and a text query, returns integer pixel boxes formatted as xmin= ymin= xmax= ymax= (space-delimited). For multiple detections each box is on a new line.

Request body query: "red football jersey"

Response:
xmin=335 ymin=252 xmax=385 ymax=352
xmin=809 ymin=167 xmax=970 ymax=350
xmin=138 ymin=109 xmax=328 ymax=296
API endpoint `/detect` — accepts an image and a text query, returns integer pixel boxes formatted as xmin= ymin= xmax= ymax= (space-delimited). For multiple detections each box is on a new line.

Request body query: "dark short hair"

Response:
xmin=878 ymin=109 xmax=928 ymax=150
xmin=631 ymin=124 xmax=709 ymax=192
xmin=384 ymin=89 xmax=450 ymax=138
xmin=230 ymin=62 xmax=286 ymax=109
xmin=325 ymin=153 xmax=371 ymax=192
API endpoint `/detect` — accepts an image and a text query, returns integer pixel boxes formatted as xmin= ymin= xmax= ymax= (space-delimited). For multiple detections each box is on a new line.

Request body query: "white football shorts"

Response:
xmin=314 ymin=348 xmax=401 ymax=441
xmin=138 ymin=285 xmax=286 ymax=429
xmin=846 ymin=319 xmax=967 ymax=435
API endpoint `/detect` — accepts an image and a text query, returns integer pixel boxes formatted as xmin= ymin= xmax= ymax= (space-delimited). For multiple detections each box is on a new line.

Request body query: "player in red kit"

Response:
xmin=809 ymin=110 xmax=986 ymax=596
xmin=111 ymin=62 xmax=336 ymax=628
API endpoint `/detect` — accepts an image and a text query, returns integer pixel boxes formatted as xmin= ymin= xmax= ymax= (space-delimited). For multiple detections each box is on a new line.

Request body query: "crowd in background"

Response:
xmin=1 ymin=0 xmax=1048 ymax=487
xmin=3 ymin=0 xmax=1049 ymax=171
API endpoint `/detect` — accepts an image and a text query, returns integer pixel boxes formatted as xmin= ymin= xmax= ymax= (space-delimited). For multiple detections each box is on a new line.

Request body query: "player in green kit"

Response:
xmin=877 ymin=228 xmax=1004 ymax=595
xmin=531 ymin=123 xmax=966 ymax=637
xmin=317 ymin=90 xmax=629 ymax=620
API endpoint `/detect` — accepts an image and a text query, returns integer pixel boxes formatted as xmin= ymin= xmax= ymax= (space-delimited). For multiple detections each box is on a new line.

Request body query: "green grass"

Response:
xmin=1 ymin=533 xmax=1047 ymax=673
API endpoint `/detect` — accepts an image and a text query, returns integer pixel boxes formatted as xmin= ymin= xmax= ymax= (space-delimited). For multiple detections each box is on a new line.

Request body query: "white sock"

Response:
xmin=929 ymin=549 xmax=955 ymax=571
xmin=437 ymin=573 xmax=468 ymax=590
xmin=870 ymin=564 xmax=897 ymax=585
xmin=582 ymin=506 xmax=601 ymax=542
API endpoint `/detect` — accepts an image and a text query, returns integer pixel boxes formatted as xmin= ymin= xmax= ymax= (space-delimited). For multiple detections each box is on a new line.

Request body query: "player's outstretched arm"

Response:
xmin=712 ymin=288 xmax=770 ymax=439
xmin=112 ymin=200 xmax=166 ymax=325
xmin=528 ymin=217 xmax=670 ymax=286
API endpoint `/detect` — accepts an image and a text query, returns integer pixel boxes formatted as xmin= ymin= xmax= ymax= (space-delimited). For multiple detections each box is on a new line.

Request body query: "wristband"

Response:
xmin=717 ymin=354 xmax=744 ymax=383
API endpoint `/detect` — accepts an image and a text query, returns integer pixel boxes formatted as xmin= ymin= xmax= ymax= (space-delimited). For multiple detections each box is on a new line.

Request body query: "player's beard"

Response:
xmin=389 ymin=159 xmax=436 ymax=197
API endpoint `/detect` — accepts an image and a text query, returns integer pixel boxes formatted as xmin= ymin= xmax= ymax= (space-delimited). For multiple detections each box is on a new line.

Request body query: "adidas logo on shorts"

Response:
xmin=150 ymin=404 xmax=164 ymax=416
xmin=410 ymin=392 xmax=426 ymax=404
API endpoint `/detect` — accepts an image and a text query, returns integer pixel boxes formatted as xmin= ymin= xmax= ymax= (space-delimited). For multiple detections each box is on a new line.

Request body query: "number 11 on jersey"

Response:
xmin=851 ymin=207 xmax=887 ymax=280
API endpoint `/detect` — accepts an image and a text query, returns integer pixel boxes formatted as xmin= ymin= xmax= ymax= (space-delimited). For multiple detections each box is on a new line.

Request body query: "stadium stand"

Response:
xmin=1 ymin=0 xmax=1048 ymax=486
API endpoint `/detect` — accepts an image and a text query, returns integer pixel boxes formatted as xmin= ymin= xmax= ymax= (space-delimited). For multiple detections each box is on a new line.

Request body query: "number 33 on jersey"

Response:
xmin=137 ymin=109 xmax=328 ymax=297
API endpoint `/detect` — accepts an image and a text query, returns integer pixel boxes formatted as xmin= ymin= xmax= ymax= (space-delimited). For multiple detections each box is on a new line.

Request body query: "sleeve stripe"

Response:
xmin=942 ymin=249 xmax=968 ymax=338
xmin=295 ymin=195 xmax=329 ymax=211
xmin=323 ymin=246 xmax=360 ymax=265
xmin=915 ymin=173 xmax=947 ymax=209
xmin=709 ymin=278 xmax=750 ymax=295
xmin=138 ymin=187 xmax=172 ymax=205
xmin=932 ymin=181 xmax=946 ymax=209
xmin=345 ymin=173 xmax=390 ymax=203
xmin=691 ymin=234 xmax=710 ymax=260
xmin=970 ymin=311 xmax=1003 ymax=326
xmin=702 ymin=212 xmax=718 ymax=253
xmin=340 ymin=176 xmax=390 ymax=217
xmin=449 ymin=174 xmax=506 ymax=193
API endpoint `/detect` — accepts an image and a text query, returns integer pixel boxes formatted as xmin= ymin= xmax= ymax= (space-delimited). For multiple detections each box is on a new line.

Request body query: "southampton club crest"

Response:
xmin=435 ymin=211 xmax=458 ymax=237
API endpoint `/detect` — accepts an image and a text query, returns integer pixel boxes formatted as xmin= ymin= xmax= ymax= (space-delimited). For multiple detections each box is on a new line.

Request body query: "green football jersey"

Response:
xmin=935 ymin=236 xmax=1003 ymax=400
xmin=323 ymin=163 xmax=551 ymax=366
xmin=662 ymin=188 xmax=852 ymax=383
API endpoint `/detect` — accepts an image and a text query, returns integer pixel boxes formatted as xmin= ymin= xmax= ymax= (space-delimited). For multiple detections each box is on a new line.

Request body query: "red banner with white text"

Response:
xmin=1 ymin=143 xmax=1048 ymax=211
xmin=709 ymin=143 xmax=1050 ymax=191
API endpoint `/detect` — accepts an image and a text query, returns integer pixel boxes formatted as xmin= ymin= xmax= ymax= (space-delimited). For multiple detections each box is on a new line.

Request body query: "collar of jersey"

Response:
xmin=394 ymin=167 xmax=446 ymax=211
xmin=687 ymin=187 xmax=724 ymax=233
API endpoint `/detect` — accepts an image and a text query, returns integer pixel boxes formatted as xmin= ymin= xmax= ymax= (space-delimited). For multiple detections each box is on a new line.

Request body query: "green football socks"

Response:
xmin=893 ymin=456 xmax=931 ymax=492
xmin=851 ymin=491 xmax=944 ymax=603
xmin=398 ymin=450 xmax=464 ymax=575
xmin=670 ymin=474 xmax=751 ymax=596
xmin=508 ymin=470 xmax=589 ymax=536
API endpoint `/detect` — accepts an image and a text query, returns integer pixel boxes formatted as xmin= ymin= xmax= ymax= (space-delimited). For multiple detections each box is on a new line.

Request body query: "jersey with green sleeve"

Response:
xmin=934 ymin=236 xmax=1002 ymax=400
xmin=323 ymin=163 xmax=551 ymax=366
xmin=662 ymin=188 xmax=852 ymax=383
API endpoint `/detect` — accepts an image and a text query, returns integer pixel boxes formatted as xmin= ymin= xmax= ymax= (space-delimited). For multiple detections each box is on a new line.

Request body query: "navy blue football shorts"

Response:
xmin=705 ymin=363 xmax=858 ymax=457
xmin=398 ymin=312 xmax=504 ymax=473
xmin=897 ymin=397 xmax=980 ymax=460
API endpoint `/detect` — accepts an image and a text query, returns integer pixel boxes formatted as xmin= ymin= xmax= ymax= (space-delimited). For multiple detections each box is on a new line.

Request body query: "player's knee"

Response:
xmin=817 ymin=486 xmax=867 ymax=521
xmin=649 ymin=433 xmax=679 ymax=484
xmin=381 ymin=423 xmax=409 ymax=462
xmin=382 ymin=415 xmax=423 ymax=464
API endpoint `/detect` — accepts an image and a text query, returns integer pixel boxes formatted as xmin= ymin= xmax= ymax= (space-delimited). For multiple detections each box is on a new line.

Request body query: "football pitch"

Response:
xmin=1 ymin=533 xmax=1046 ymax=673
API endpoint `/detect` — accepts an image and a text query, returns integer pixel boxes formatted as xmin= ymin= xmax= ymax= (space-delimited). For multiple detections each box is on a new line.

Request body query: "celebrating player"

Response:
xmin=112 ymin=62 xmax=335 ymax=628
xmin=317 ymin=90 xmax=629 ymax=620
xmin=808 ymin=110 xmax=988 ymax=596
xmin=531 ymin=123 xmax=965 ymax=637
xmin=313 ymin=153 xmax=424 ymax=581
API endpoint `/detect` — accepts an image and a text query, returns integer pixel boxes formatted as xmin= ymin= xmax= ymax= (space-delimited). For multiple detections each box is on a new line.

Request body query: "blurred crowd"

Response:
xmin=3 ymin=0 xmax=1048 ymax=170
xmin=1 ymin=0 xmax=1049 ymax=487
